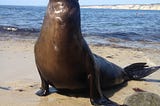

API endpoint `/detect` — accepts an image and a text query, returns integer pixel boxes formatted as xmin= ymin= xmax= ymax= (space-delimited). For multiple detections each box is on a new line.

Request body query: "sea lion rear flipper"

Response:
xmin=90 ymin=97 xmax=121 ymax=106
xmin=124 ymin=63 xmax=160 ymax=80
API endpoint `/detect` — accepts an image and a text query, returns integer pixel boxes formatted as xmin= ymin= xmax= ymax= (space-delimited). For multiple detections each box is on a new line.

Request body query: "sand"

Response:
xmin=0 ymin=38 xmax=160 ymax=106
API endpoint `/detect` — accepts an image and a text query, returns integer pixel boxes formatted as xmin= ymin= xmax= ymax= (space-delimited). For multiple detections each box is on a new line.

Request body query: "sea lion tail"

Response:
xmin=124 ymin=63 xmax=160 ymax=80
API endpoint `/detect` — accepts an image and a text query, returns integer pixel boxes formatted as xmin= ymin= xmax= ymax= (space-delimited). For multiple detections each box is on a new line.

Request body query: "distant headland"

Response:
xmin=81 ymin=4 xmax=160 ymax=10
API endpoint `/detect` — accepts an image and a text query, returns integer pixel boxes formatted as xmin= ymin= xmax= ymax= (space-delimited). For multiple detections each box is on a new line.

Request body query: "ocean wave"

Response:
xmin=0 ymin=25 xmax=40 ymax=33
xmin=0 ymin=25 xmax=160 ymax=49
xmin=0 ymin=25 xmax=159 ymax=43
xmin=83 ymin=32 xmax=160 ymax=44
xmin=83 ymin=32 xmax=142 ymax=41
xmin=0 ymin=25 xmax=40 ymax=38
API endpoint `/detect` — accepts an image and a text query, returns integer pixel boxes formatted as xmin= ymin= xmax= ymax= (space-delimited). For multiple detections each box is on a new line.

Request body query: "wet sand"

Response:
xmin=0 ymin=38 xmax=160 ymax=106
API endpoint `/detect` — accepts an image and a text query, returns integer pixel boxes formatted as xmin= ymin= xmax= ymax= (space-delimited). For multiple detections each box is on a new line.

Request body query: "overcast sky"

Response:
xmin=0 ymin=0 xmax=160 ymax=6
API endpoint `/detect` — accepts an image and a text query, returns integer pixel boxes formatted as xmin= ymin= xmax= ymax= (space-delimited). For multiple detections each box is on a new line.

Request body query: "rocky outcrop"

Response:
xmin=81 ymin=4 xmax=160 ymax=10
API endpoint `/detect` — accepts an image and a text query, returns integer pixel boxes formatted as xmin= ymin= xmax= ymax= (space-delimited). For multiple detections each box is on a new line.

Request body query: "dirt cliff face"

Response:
xmin=81 ymin=4 xmax=160 ymax=10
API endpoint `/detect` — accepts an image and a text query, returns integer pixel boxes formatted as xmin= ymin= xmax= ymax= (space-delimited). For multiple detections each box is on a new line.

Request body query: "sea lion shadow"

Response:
xmin=137 ymin=78 xmax=160 ymax=83
xmin=103 ymin=82 xmax=128 ymax=98
xmin=49 ymin=82 xmax=128 ymax=98
xmin=0 ymin=86 xmax=11 ymax=91
xmin=55 ymin=88 xmax=90 ymax=98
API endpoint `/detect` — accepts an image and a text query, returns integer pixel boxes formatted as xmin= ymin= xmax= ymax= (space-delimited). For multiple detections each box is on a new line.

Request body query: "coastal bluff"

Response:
xmin=81 ymin=4 xmax=160 ymax=10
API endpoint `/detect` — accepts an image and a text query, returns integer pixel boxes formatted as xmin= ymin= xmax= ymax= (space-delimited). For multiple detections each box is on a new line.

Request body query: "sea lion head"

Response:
xmin=47 ymin=0 xmax=80 ymax=26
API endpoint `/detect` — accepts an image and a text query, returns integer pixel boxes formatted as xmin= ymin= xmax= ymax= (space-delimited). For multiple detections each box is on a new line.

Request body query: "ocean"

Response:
xmin=0 ymin=5 xmax=160 ymax=49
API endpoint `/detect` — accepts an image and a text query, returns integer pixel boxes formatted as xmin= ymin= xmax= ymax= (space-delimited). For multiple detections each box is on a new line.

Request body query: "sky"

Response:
xmin=0 ymin=0 xmax=160 ymax=6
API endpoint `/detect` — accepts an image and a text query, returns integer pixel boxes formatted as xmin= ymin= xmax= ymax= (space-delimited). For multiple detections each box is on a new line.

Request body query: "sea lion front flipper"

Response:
xmin=36 ymin=76 xmax=50 ymax=96
xmin=35 ymin=64 xmax=50 ymax=96
xmin=36 ymin=88 xmax=49 ymax=96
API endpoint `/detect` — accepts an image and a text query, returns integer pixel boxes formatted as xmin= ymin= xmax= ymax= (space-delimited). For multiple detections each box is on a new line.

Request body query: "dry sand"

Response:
xmin=0 ymin=38 xmax=160 ymax=106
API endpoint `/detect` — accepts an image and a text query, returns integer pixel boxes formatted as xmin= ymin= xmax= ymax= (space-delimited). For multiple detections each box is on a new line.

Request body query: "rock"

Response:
xmin=124 ymin=92 xmax=160 ymax=106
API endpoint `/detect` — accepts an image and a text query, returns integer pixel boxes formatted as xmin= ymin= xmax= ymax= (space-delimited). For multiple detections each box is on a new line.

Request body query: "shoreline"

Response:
xmin=0 ymin=38 xmax=160 ymax=105
xmin=1 ymin=34 xmax=160 ymax=50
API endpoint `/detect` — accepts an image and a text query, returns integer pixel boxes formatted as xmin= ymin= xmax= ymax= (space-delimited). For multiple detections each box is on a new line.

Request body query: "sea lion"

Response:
xmin=34 ymin=0 xmax=160 ymax=106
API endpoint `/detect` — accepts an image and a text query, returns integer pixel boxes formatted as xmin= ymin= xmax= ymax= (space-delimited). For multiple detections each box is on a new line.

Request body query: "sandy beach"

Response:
xmin=0 ymin=38 xmax=160 ymax=106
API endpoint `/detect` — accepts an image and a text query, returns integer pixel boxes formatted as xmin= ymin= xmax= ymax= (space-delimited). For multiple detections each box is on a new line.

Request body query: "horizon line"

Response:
xmin=0 ymin=3 xmax=160 ymax=7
